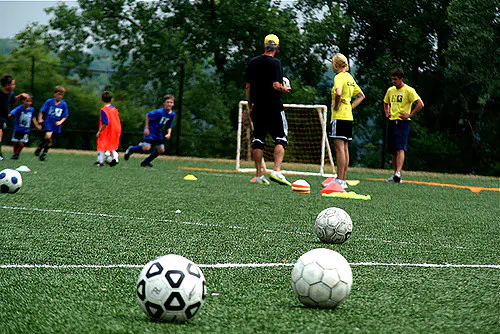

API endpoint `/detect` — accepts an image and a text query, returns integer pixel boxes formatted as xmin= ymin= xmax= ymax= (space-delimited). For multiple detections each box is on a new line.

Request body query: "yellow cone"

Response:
xmin=184 ymin=174 xmax=198 ymax=181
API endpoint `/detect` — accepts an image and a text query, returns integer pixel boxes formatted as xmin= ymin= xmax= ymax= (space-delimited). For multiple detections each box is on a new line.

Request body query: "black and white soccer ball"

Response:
xmin=291 ymin=248 xmax=352 ymax=309
xmin=0 ymin=169 xmax=22 ymax=193
xmin=314 ymin=207 xmax=353 ymax=244
xmin=137 ymin=254 xmax=206 ymax=323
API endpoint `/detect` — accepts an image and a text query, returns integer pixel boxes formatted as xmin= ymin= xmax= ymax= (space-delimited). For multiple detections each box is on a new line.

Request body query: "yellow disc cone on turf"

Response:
xmin=184 ymin=174 xmax=198 ymax=181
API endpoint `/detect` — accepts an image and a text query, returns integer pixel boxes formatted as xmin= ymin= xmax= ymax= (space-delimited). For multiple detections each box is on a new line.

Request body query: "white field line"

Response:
xmin=0 ymin=205 xmax=472 ymax=249
xmin=0 ymin=262 xmax=499 ymax=269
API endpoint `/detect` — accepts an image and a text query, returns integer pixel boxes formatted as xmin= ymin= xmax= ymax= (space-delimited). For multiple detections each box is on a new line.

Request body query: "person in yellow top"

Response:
xmin=328 ymin=53 xmax=365 ymax=189
xmin=383 ymin=68 xmax=424 ymax=183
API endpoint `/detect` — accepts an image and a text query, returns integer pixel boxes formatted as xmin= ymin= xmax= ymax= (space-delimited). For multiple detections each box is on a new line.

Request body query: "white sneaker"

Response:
xmin=270 ymin=171 xmax=292 ymax=186
xmin=340 ymin=180 xmax=348 ymax=189
xmin=385 ymin=172 xmax=402 ymax=183
xmin=255 ymin=175 xmax=270 ymax=185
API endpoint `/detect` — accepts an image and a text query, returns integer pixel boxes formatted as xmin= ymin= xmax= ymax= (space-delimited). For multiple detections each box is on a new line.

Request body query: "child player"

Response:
xmin=95 ymin=91 xmax=122 ymax=167
xmin=9 ymin=93 xmax=41 ymax=160
xmin=124 ymin=94 xmax=175 ymax=167
xmin=34 ymin=86 xmax=69 ymax=161
xmin=0 ymin=75 xmax=29 ymax=160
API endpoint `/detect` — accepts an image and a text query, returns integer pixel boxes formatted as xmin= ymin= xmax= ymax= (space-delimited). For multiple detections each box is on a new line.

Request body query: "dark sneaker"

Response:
xmin=124 ymin=147 xmax=132 ymax=161
xmin=39 ymin=153 xmax=47 ymax=161
xmin=386 ymin=173 xmax=402 ymax=183
xmin=34 ymin=147 xmax=42 ymax=156
xmin=109 ymin=159 xmax=118 ymax=167
xmin=10 ymin=154 xmax=19 ymax=160
xmin=93 ymin=162 xmax=104 ymax=167
xmin=140 ymin=162 xmax=153 ymax=168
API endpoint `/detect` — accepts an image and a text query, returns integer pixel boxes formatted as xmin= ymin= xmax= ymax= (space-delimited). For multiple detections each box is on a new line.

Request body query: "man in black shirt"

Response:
xmin=245 ymin=34 xmax=292 ymax=186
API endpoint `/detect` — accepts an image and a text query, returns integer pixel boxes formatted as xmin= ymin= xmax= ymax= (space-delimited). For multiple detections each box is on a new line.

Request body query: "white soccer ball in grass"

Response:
xmin=137 ymin=254 xmax=207 ymax=323
xmin=104 ymin=151 xmax=113 ymax=164
xmin=291 ymin=248 xmax=352 ymax=309
xmin=0 ymin=169 xmax=22 ymax=193
xmin=314 ymin=207 xmax=353 ymax=244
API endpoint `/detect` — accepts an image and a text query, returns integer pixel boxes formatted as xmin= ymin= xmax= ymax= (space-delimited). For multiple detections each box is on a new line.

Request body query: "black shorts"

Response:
xmin=251 ymin=105 xmax=288 ymax=150
xmin=12 ymin=131 xmax=30 ymax=143
xmin=329 ymin=120 xmax=353 ymax=141
xmin=388 ymin=120 xmax=410 ymax=154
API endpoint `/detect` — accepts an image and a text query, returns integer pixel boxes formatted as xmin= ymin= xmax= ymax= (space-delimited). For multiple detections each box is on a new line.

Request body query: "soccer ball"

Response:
xmin=283 ymin=77 xmax=291 ymax=89
xmin=314 ymin=207 xmax=353 ymax=244
xmin=0 ymin=169 xmax=22 ymax=193
xmin=291 ymin=248 xmax=352 ymax=309
xmin=104 ymin=151 xmax=113 ymax=164
xmin=137 ymin=254 xmax=206 ymax=323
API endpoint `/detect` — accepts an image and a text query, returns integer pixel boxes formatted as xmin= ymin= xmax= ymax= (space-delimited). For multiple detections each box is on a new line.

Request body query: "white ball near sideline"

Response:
xmin=283 ymin=77 xmax=291 ymax=89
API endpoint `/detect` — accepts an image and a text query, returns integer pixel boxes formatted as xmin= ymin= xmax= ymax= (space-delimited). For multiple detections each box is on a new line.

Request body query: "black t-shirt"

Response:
xmin=245 ymin=55 xmax=283 ymax=110
xmin=0 ymin=90 xmax=15 ymax=120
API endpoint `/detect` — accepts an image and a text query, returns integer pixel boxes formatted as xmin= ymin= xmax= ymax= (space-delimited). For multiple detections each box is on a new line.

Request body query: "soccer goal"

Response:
xmin=236 ymin=101 xmax=336 ymax=177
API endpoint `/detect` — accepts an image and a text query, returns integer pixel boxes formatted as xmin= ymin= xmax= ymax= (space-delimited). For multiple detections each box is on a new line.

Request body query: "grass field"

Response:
xmin=1 ymin=149 xmax=499 ymax=333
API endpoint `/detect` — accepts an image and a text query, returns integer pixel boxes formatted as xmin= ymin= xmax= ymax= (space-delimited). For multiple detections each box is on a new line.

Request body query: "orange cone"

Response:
xmin=320 ymin=182 xmax=346 ymax=194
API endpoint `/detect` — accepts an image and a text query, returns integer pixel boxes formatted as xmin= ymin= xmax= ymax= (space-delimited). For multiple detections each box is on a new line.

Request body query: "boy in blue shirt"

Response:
xmin=124 ymin=95 xmax=175 ymax=167
xmin=9 ymin=93 xmax=41 ymax=159
xmin=34 ymin=86 xmax=69 ymax=161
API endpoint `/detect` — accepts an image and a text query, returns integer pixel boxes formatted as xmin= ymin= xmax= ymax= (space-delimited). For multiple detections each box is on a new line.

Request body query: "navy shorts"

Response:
xmin=388 ymin=120 xmax=410 ymax=154
xmin=12 ymin=131 xmax=30 ymax=143
xmin=329 ymin=120 xmax=353 ymax=141
xmin=251 ymin=105 xmax=288 ymax=150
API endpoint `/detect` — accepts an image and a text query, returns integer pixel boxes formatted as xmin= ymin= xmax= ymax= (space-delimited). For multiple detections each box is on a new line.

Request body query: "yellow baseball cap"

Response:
xmin=264 ymin=34 xmax=279 ymax=46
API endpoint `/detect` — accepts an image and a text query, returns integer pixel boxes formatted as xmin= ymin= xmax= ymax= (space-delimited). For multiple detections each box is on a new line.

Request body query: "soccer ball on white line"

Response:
xmin=291 ymin=248 xmax=352 ymax=309
xmin=0 ymin=169 xmax=23 ymax=193
xmin=137 ymin=254 xmax=207 ymax=323
xmin=314 ymin=207 xmax=353 ymax=244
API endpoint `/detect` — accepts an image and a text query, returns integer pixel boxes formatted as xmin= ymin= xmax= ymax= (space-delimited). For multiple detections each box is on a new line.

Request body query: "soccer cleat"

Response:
xmin=141 ymin=162 xmax=153 ymax=168
xmin=10 ymin=154 xmax=19 ymax=160
xmin=93 ymin=162 xmax=104 ymax=167
xmin=270 ymin=171 xmax=292 ymax=186
xmin=39 ymin=153 xmax=47 ymax=161
xmin=255 ymin=175 xmax=270 ymax=185
xmin=34 ymin=147 xmax=42 ymax=156
xmin=339 ymin=180 xmax=348 ymax=189
xmin=385 ymin=172 xmax=402 ymax=183
xmin=124 ymin=147 xmax=132 ymax=161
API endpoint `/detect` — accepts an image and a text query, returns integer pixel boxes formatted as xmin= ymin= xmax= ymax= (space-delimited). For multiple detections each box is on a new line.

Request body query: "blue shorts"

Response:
xmin=388 ymin=120 xmax=410 ymax=154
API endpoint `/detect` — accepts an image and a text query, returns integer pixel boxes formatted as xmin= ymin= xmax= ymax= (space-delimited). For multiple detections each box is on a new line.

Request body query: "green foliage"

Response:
xmin=7 ymin=0 xmax=500 ymax=174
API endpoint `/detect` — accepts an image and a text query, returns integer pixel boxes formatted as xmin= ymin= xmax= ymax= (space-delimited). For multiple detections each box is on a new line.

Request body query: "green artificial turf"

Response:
xmin=0 ymin=151 xmax=499 ymax=333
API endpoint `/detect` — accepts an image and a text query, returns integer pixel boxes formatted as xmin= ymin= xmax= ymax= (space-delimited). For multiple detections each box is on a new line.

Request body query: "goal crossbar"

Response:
xmin=236 ymin=101 xmax=336 ymax=177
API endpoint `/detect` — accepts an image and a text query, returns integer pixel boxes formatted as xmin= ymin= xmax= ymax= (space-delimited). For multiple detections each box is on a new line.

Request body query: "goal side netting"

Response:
xmin=236 ymin=101 xmax=336 ymax=177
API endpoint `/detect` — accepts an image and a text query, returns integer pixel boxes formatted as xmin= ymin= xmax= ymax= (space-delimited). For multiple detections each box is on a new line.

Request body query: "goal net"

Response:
xmin=236 ymin=101 xmax=336 ymax=177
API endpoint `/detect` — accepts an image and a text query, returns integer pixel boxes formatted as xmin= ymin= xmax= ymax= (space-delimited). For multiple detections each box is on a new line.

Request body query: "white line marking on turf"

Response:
xmin=0 ymin=262 xmax=498 ymax=269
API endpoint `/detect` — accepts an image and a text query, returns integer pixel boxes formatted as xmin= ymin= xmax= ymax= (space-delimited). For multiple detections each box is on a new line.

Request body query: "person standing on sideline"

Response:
xmin=95 ymin=91 xmax=122 ymax=167
xmin=245 ymin=34 xmax=292 ymax=186
xmin=8 ymin=93 xmax=41 ymax=160
xmin=383 ymin=68 xmax=424 ymax=183
xmin=328 ymin=53 xmax=365 ymax=189
xmin=0 ymin=75 xmax=29 ymax=161
xmin=35 ymin=86 xmax=69 ymax=161
xmin=124 ymin=94 xmax=175 ymax=168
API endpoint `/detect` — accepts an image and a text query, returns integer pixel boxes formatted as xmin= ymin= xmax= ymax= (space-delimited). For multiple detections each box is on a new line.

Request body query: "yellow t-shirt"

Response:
xmin=384 ymin=85 xmax=420 ymax=120
xmin=331 ymin=72 xmax=361 ymax=121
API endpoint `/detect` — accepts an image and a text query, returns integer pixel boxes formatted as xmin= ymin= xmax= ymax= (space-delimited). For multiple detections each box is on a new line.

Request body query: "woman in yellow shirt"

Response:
xmin=329 ymin=53 xmax=365 ymax=189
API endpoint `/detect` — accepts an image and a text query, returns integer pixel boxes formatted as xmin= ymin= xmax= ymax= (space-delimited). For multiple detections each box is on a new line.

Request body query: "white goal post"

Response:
xmin=236 ymin=101 xmax=336 ymax=177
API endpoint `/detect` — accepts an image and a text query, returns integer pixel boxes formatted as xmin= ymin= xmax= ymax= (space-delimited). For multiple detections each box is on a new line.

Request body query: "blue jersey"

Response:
xmin=144 ymin=108 xmax=175 ymax=142
xmin=40 ymin=98 xmax=69 ymax=133
xmin=10 ymin=105 xmax=35 ymax=133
